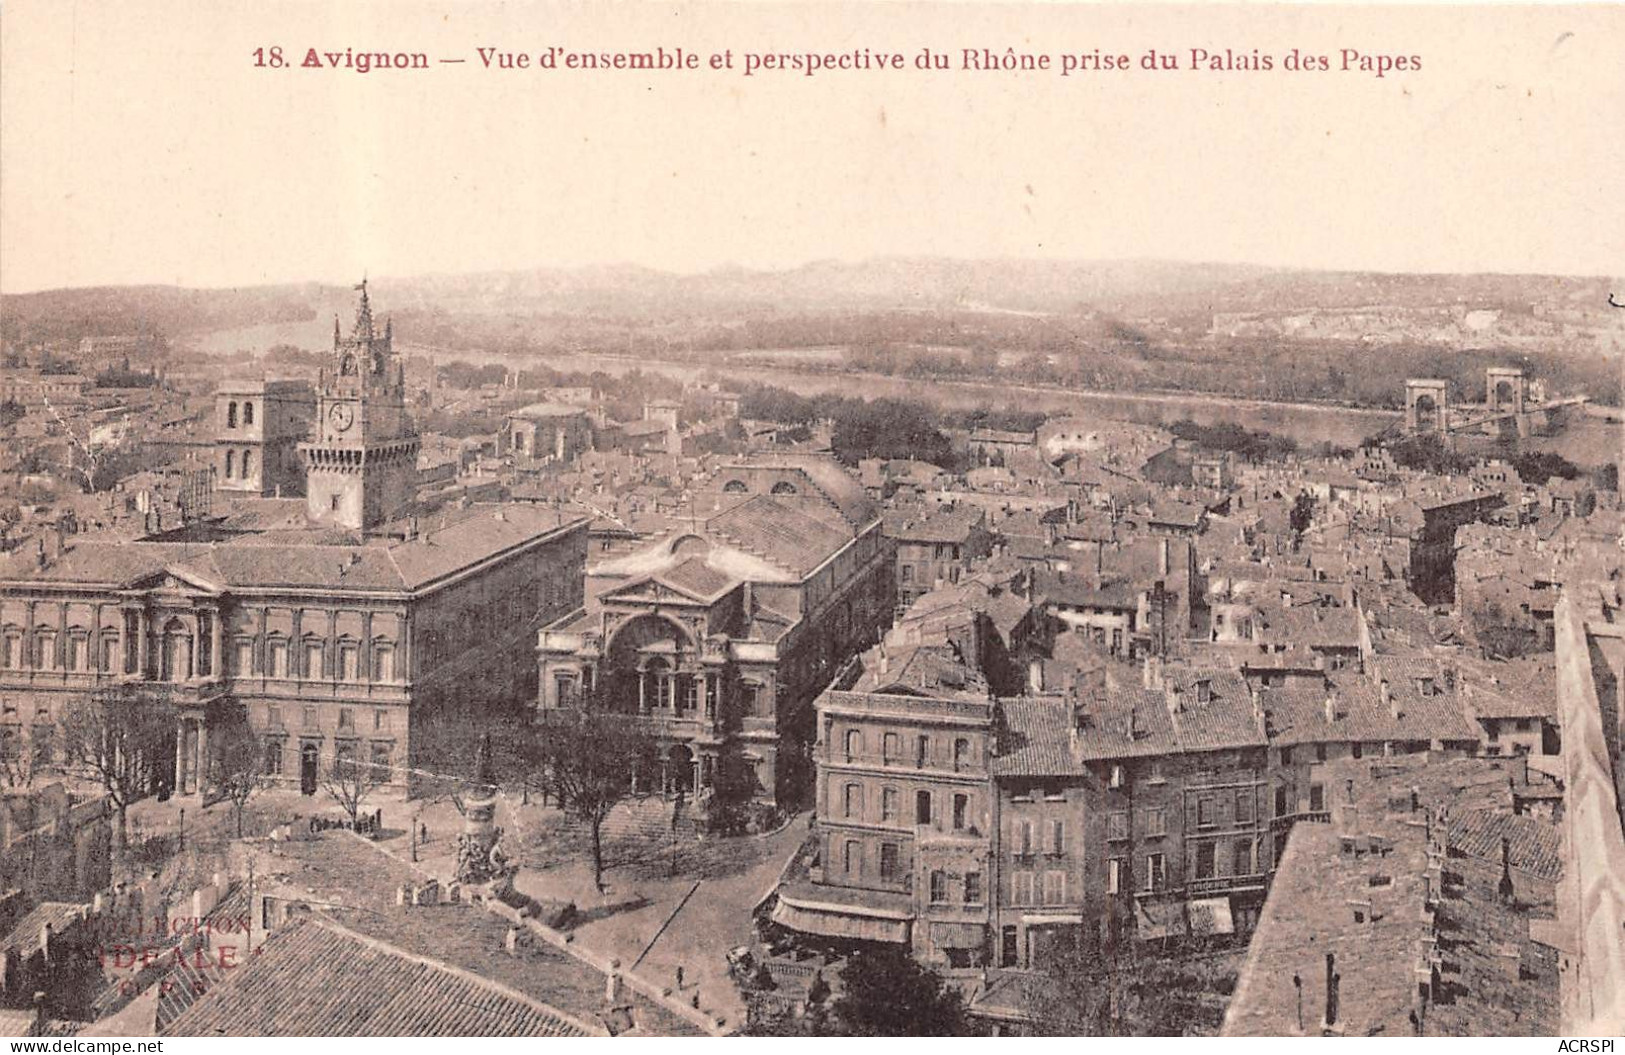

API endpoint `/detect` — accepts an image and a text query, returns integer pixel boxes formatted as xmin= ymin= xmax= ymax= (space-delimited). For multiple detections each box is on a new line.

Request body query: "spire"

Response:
xmin=333 ymin=315 xmax=341 ymax=348
xmin=352 ymin=278 xmax=373 ymax=340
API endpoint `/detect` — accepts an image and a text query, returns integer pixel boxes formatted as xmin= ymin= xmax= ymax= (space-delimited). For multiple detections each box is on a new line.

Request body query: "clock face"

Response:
xmin=329 ymin=403 xmax=355 ymax=432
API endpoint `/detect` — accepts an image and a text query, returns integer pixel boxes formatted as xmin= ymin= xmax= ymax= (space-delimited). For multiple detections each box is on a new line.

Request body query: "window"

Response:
xmin=879 ymin=842 xmax=899 ymax=881
xmin=915 ymin=790 xmax=932 ymax=825
xmin=1002 ymin=926 xmax=1019 ymax=967
xmin=1309 ymin=783 xmax=1325 ymax=812
xmin=303 ymin=639 xmax=325 ymax=679
xmin=964 ymin=871 xmax=982 ymax=904
xmin=338 ymin=707 xmax=355 ymax=732
xmin=339 ymin=643 xmax=359 ymax=681
xmin=1280 ymin=747 xmax=1294 ymax=766
xmin=844 ymin=840 xmax=862 ymax=877
xmin=844 ymin=783 xmax=863 ymax=819
xmin=1146 ymin=759 xmax=1166 ymax=784
xmin=1013 ymin=871 xmax=1035 ymax=906
xmin=930 ymin=870 xmax=948 ymax=903
xmin=1235 ymin=789 xmax=1254 ymax=824
xmin=234 ymin=638 xmax=254 ymax=676
xmin=1042 ymin=870 xmax=1067 ymax=905
xmin=901 ymin=565 xmax=913 ymax=583
xmin=1051 ymin=819 xmax=1065 ymax=854
xmin=883 ymin=732 xmax=900 ymax=764
xmin=1234 ymin=838 xmax=1255 ymax=877
xmin=881 ymin=786 xmax=899 ymax=822
xmin=1108 ymin=764 xmax=1125 ymax=789
xmin=264 ymin=739 xmax=283 ymax=776
xmin=302 ymin=705 xmax=318 ymax=729
xmin=266 ymin=705 xmax=283 ymax=729
xmin=1352 ymin=741 xmax=1364 ymax=760
xmin=1145 ymin=807 xmax=1168 ymax=837
xmin=370 ymin=741 xmax=391 ymax=782
xmin=916 ymin=735 xmax=930 ymax=768
xmin=227 ymin=402 xmax=238 ymax=428
xmin=845 ymin=729 xmax=862 ymax=762
xmin=243 ymin=401 xmax=254 ymax=426
xmin=953 ymin=794 xmax=968 ymax=830
xmin=1196 ymin=796 xmax=1216 ymax=829
xmin=954 ymin=738 xmax=971 ymax=772
xmin=2 ymin=634 xmax=20 ymax=669
xmin=1107 ymin=810 xmax=1129 ymax=841
xmin=242 ymin=449 xmax=253 ymax=477
xmin=1196 ymin=842 xmax=1216 ymax=879
xmin=225 ymin=450 xmax=235 ymax=478
xmin=371 ymin=642 xmax=395 ymax=682
xmin=1146 ymin=852 xmax=1166 ymax=891
xmin=268 ymin=640 xmax=289 ymax=678
xmin=1107 ymin=858 xmax=1123 ymax=895
xmin=66 ymin=634 xmax=87 ymax=671
xmin=36 ymin=631 xmax=56 ymax=670
xmin=1275 ymin=784 xmax=1289 ymax=816
xmin=1316 ymin=743 xmax=1328 ymax=762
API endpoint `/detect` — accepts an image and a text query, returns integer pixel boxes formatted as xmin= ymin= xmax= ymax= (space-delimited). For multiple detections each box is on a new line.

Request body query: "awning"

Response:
xmin=771 ymin=897 xmax=911 ymax=944
xmin=1135 ymin=896 xmax=1236 ymax=940
xmin=930 ymin=922 xmax=986 ymax=950
xmin=1188 ymin=896 xmax=1235 ymax=937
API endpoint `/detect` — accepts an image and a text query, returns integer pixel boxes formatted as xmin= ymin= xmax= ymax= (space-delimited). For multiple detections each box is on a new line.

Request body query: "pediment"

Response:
xmin=601 ymin=577 xmax=708 ymax=606
xmin=131 ymin=566 xmax=225 ymax=597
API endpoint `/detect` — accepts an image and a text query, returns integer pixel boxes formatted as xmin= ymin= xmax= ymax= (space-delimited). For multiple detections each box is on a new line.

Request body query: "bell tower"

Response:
xmin=300 ymin=280 xmax=421 ymax=530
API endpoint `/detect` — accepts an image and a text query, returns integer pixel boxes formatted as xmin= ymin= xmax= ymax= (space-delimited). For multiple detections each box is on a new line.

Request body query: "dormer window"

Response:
xmin=1195 ymin=678 xmax=1212 ymax=705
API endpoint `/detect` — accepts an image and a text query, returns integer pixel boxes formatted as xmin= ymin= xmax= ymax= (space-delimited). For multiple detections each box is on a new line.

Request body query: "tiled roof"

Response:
xmin=1447 ymin=808 xmax=1562 ymax=881
xmin=0 ymin=902 xmax=83 ymax=959
xmin=1261 ymin=670 xmax=1481 ymax=747
xmin=704 ymin=495 xmax=855 ymax=577
xmin=162 ymin=916 xmax=601 ymax=1037
xmin=654 ymin=556 xmax=737 ymax=599
xmin=1 ymin=505 xmax=584 ymax=595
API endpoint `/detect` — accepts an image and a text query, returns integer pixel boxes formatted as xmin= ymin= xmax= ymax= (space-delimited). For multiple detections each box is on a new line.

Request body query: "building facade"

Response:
xmin=536 ymin=454 xmax=894 ymax=807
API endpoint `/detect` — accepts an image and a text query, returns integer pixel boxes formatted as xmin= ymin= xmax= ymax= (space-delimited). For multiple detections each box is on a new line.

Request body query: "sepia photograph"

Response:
xmin=0 ymin=0 xmax=1622 ymax=1041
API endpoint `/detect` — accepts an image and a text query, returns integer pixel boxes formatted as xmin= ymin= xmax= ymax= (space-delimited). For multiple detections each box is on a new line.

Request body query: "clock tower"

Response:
xmin=301 ymin=281 xmax=421 ymax=531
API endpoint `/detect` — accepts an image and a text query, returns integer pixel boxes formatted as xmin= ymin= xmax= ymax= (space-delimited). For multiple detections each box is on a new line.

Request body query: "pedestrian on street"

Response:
xmin=675 ymin=965 xmax=685 ymax=990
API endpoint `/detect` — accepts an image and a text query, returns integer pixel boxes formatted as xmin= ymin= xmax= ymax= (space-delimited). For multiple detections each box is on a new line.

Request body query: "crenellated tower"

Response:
xmin=300 ymin=280 xmax=420 ymax=530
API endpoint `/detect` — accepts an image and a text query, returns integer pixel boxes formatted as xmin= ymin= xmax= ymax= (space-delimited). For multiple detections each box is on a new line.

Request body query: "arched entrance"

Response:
xmin=668 ymin=744 xmax=695 ymax=795
xmin=300 ymin=743 xmax=319 ymax=795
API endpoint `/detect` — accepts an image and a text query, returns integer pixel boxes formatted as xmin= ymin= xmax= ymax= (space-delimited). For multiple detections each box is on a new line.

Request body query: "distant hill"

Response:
xmin=2 ymin=259 xmax=1613 ymax=340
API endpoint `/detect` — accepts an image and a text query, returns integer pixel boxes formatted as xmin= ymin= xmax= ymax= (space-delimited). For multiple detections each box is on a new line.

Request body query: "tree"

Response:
xmin=526 ymin=674 xmax=659 ymax=893
xmin=208 ymin=706 xmax=271 ymax=838
xmin=57 ymin=687 xmax=176 ymax=852
xmin=1289 ymin=491 xmax=1316 ymax=536
xmin=829 ymin=946 xmax=969 ymax=1036
xmin=323 ymin=745 xmax=382 ymax=830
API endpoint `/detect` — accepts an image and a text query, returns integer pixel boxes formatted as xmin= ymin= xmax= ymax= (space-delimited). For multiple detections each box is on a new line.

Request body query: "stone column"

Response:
xmin=210 ymin=608 xmax=222 ymax=679
xmin=175 ymin=719 xmax=189 ymax=793
xmin=196 ymin=719 xmax=210 ymax=793
xmin=638 ymin=672 xmax=648 ymax=714
xmin=137 ymin=609 xmax=150 ymax=678
xmin=117 ymin=607 xmax=129 ymax=676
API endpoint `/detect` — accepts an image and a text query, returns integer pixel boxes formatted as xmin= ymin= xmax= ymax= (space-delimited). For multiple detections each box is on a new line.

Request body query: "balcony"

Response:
xmin=1187 ymin=872 xmax=1270 ymax=898
xmin=1269 ymin=809 xmax=1331 ymax=828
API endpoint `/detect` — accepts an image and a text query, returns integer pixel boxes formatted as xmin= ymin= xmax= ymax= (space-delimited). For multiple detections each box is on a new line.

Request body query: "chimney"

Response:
xmin=1324 ymin=688 xmax=1340 ymax=724
xmin=38 ymin=922 xmax=51 ymax=964
xmin=1383 ymin=680 xmax=1401 ymax=720
xmin=1167 ymin=683 xmax=1184 ymax=714
xmin=1159 ymin=537 xmax=1171 ymax=576
xmin=1498 ymin=837 xmax=1516 ymax=903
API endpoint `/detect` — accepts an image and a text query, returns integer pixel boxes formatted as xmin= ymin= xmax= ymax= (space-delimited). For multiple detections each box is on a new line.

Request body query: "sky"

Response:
xmin=2 ymin=1 xmax=1622 ymax=292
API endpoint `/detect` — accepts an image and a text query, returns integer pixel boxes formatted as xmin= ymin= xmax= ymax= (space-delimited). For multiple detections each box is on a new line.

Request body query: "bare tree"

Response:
xmin=323 ymin=747 xmax=382 ymax=830
xmin=527 ymin=674 xmax=658 ymax=892
xmin=208 ymin=707 xmax=271 ymax=838
xmin=57 ymin=687 xmax=176 ymax=852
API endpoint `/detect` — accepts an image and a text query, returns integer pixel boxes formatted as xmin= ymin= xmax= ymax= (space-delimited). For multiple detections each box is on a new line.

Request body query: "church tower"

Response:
xmin=300 ymin=281 xmax=420 ymax=531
